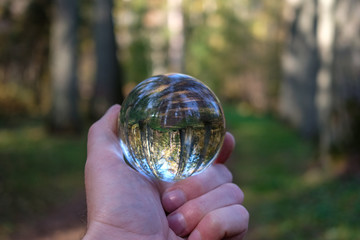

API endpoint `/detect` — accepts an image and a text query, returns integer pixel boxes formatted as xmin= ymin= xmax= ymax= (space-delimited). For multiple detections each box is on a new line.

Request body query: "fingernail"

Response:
xmin=162 ymin=189 xmax=186 ymax=212
xmin=189 ymin=230 xmax=202 ymax=240
xmin=167 ymin=213 xmax=186 ymax=236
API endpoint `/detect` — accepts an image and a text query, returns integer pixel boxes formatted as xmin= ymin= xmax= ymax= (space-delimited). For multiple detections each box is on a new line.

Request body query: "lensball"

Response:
xmin=118 ymin=73 xmax=225 ymax=182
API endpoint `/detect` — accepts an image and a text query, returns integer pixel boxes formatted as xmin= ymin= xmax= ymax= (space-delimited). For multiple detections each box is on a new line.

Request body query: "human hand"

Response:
xmin=82 ymin=105 xmax=249 ymax=240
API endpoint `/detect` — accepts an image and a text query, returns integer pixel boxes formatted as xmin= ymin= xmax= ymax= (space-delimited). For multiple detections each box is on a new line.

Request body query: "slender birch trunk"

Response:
xmin=49 ymin=0 xmax=80 ymax=132
xmin=167 ymin=0 xmax=185 ymax=73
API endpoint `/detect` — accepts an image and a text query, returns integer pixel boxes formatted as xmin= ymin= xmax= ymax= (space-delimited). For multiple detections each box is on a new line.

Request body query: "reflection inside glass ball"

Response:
xmin=118 ymin=73 xmax=225 ymax=182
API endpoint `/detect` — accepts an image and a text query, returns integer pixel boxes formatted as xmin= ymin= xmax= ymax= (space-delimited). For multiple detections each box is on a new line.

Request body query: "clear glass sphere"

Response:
xmin=118 ymin=73 xmax=225 ymax=182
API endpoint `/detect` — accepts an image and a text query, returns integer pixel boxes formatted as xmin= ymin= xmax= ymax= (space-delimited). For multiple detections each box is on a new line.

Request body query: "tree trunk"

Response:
xmin=90 ymin=0 xmax=123 ymax=119
xmin=49 ymin=0 xmax=80 ymax=132
xmin=279 ymin=0 xmax=319 ymax=137
xmin=144 ymin=3 xmax=167 ymax=75
xmin=315 ymin=0 xmax=335 ymax=169
xmin=332 ymin=0 xmax=360 ymax=174
xmin=167 ymin=0 xmax=185 ymax=73
xmin=333 ymin=0 xmax=360 ymax=144
xmin=280 ymin=0 xmax=360 ymax=174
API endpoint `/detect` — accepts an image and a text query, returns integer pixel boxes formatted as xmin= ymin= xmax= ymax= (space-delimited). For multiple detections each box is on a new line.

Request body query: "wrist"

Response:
xmin=82 ymin=222 xmax=121 ymax=240
xmin=82 ymin=220 xmax=166 ymax=240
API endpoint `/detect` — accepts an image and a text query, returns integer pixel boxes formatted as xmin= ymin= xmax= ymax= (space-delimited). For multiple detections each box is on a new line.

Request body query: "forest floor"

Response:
xmin=7 ymin=194 xmax=86 ymax=240
xmin=1 ymin=105 xmax=360 ymax=239
xmin=224 ymin=105 xmax=360 ymax=240
xmin=0 ymin=120 xmax=88 ymax=240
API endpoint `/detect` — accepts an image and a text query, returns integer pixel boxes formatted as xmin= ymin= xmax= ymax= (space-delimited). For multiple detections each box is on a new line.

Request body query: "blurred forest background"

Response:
xmin=0 ymin=0 xmax=359 ymax=239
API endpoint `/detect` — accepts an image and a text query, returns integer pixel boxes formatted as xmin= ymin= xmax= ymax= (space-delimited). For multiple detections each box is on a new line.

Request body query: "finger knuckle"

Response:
xmin=182 ymin=200 xmax=204 ymax=220
xmin=206 ymin=212 xmax=223 ymax=232
xmin=215 ymin=164 xmax=233 ymax=182
xmin=223 ymin=183 xmax=244 ymax=203
xmin=236 ymin=205 xmax=250 ymax=223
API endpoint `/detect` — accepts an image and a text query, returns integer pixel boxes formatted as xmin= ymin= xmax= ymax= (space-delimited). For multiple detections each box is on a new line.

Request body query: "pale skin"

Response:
xmin=83 ymin=105 xmax=249 ymax=240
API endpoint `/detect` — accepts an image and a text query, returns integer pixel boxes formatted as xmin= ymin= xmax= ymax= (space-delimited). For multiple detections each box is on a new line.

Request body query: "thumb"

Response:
xmin=87 ymin=104 xmax=121 ymax=154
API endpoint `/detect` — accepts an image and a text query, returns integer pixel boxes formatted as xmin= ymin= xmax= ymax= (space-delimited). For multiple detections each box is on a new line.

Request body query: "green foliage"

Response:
xmin=0 ymin=0 xmax=51 ymax=116
xmin=0 ymin=0 xmax=284 ymax=116
xmin=127 ymin=38 xmax=152 ymax=83
xmin=184 ymin=1 xmax=252 ymax=92
xmin=224 ymin=104 xmax=360 ymax=239
xmin=117 ymin=0 xmax=154 ymax=84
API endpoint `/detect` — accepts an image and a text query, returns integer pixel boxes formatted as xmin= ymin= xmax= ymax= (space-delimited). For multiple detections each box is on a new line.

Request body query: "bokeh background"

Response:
xmin=1 ymin=0 xmax=360 ymax=239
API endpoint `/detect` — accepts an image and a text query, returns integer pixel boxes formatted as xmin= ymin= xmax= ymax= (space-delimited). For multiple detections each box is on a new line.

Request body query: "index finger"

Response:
xmin=213 ymin=132 xmax=235 ymax=164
